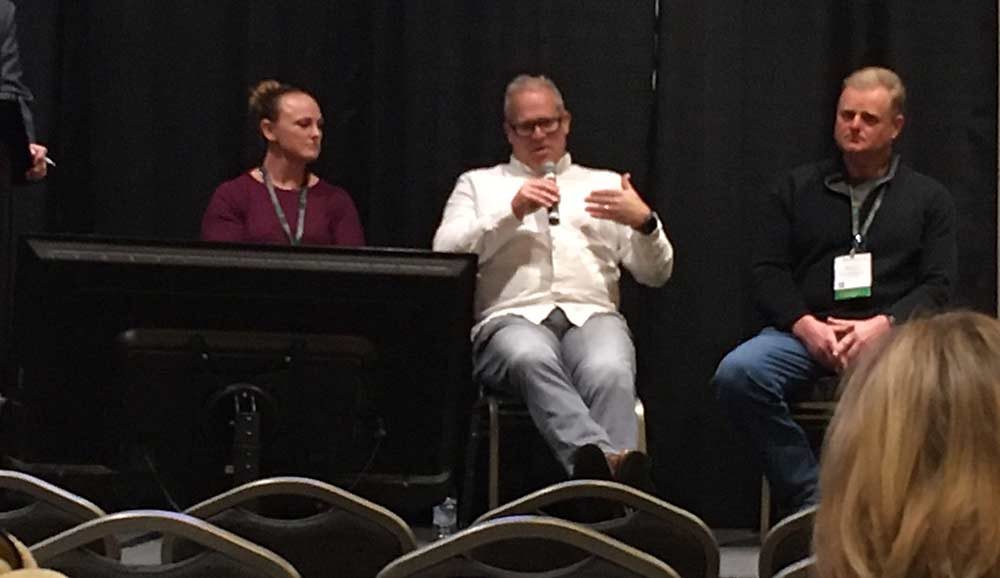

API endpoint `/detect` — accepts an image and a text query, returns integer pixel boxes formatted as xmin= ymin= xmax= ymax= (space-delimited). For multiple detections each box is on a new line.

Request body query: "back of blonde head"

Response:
xmin=815 ymin=311 xmax=1000 ymax=578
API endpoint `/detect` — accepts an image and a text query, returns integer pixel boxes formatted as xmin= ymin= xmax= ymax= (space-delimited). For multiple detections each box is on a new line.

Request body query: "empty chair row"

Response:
xmin=1 ymin=469 xmax=815 ymax=578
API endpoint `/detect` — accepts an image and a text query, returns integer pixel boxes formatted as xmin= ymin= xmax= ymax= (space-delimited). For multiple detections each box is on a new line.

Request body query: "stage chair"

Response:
xmin=460 ymin=391 xmax=647 ymax=525
xmin=0 ymin=469 xmax=118 ymax=557
xmin=375 ymin=515 xmax=679 ymax=578
xmin=162 ymin=476 xmax=416 ymax=578
xmin=474 ymin=480 xmax=718 ymax=578
xmin=31 ymin=509 xmax=300 ymax=578
xmin=760 ymin=376 xmax=837 ymax=535
xmin=758 ymin=505 xmax=816 ymax=578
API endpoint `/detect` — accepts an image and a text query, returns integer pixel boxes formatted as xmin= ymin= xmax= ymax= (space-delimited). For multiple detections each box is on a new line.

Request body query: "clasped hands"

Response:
xmin=792 ymin=313 xmax=892 ymax=371
xmin=510 ymin=172 xmax=651 ymax=228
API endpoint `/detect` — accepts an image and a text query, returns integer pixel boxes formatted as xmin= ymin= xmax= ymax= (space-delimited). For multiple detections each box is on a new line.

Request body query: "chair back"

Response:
xmin=32 ymin=510 xmax=300 ymax=578
xmin=376 ymin=515 xmax=679 ymax=578
xmin=0 ymin=469 xmax=118 ymax=557
xmin=773 ymin=556 xmax=814 ymax=578
xmin=164 ymin=476 xmax=416 ymax=578
xmin=759 ymin=505 xmax=816 ymax=578
xmin=475 ymin=480 xmax=719 ymax=578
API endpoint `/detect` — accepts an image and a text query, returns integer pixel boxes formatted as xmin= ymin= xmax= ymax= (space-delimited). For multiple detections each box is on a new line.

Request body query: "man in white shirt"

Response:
xmin=433 ymin=75 xmax=674 ymax=486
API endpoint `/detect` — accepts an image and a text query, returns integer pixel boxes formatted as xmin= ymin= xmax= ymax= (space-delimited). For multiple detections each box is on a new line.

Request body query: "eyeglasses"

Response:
xmin=507 ymin=116 xmax=565 ymax=137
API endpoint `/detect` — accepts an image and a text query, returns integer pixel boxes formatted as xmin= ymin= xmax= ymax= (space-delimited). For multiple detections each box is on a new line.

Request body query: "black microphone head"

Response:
xmin=542 ymin=161 xmax=556 ymax=178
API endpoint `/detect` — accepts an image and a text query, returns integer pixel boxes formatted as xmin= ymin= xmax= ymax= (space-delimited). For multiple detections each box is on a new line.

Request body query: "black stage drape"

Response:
xmin=12 ymin=0 xmax=997 ymax=526
xmin=369 ymin=1 xmax=656 ymax=246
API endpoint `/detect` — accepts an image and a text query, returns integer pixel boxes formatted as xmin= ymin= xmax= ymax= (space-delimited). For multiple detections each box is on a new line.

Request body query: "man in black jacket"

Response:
xmin=0 ymin=0 xmax=46 ymax=181
xmin=713 ymin=66 xmax=956 ymax=514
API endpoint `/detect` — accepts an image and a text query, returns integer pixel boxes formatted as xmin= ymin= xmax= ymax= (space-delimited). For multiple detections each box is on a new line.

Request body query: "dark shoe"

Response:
xmin=571 ymin=444 xmax=613 ymax=481
xmin=568 ymin=444 xmax=622 ymax=522
xmin=615 ymin=450 xmax=655 ymax=494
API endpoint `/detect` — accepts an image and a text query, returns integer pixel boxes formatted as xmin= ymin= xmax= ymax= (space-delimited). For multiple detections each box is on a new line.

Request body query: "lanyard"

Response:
xmin=260 ymin=166 xmax=308 ymax=246
xmin=849 ymin=185 xmax=886 ymax=254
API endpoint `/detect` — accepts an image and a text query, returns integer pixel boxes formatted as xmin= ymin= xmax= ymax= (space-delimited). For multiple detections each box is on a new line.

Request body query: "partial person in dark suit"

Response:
xmin=0 ymin=0 xmax=47 ymax=181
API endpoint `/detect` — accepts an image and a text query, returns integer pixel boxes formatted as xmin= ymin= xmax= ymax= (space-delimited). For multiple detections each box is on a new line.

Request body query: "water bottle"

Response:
xmin=432 ymin=496 xmax=458 ymax=539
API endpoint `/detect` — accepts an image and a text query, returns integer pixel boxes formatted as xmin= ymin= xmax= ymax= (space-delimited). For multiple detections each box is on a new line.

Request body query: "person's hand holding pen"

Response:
xmin=26 ymin=143 xmax=50 ymax=181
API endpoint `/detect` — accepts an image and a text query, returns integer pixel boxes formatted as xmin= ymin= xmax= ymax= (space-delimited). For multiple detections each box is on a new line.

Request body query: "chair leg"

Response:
xmin=634 ymin=398 xmax=647 ymax=454
xmin=760 ymin=475 xmax=771 ymax=537
xmin=488 ymin=397 xmax=500 ymax=509
xmin=459 ymin=404 xmax=483 ymax=527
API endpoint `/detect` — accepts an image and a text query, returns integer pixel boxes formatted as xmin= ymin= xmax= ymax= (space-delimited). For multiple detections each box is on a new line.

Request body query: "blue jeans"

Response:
xmin=713 ymin=328 xmax=830 ymax=511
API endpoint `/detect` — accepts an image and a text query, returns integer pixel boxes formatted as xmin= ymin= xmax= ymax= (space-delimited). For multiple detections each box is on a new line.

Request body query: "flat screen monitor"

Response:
xmin=4 ymin=236 xmax=476 ymax=511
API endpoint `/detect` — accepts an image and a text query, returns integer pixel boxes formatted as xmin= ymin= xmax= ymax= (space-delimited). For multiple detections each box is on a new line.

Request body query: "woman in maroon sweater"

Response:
xmin=201 ymin=80 xmax=364 ymax=246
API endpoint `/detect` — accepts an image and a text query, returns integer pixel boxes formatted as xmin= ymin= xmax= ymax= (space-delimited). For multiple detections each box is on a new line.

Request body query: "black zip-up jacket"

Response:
xmin=752 ymin=157 xmax=956 ymax=330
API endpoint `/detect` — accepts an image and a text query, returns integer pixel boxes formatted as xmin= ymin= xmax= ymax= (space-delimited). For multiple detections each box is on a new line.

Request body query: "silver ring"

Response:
xmin=603 ymin=204 xmax=609 ymax=210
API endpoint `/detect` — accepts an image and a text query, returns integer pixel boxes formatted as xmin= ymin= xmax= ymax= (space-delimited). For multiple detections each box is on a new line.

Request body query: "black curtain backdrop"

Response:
xmin=369 ymin=1 xmax=656 ymax=246
xmin=11 ymin=1 xmax=997 ymax=527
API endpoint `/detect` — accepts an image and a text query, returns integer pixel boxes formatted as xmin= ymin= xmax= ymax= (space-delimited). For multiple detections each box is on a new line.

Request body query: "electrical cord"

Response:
xmin=347 ymin=417 xmax=386 ymax=492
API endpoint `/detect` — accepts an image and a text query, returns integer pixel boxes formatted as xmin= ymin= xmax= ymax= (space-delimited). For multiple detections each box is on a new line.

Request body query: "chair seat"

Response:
xmin=460 ymin=392 xmax=566 ymax=525
xmin=787 ymin=375 xmax=839 ymax=404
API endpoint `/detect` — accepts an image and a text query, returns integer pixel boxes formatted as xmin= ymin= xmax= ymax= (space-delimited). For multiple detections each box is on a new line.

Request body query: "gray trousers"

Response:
xmin=472 ymin=308 xmax=638 ymax=473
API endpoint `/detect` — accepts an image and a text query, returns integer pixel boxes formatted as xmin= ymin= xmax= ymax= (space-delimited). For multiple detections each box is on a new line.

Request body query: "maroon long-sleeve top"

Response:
xmin=201 ymin=172 xmax=365 ymax=246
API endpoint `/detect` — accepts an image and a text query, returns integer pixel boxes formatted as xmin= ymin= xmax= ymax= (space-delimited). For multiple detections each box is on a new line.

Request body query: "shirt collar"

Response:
xmin=508 ymin=153 xmax=572 ymax=177
xmin=824 ymin=154 xmax=900 ymax=195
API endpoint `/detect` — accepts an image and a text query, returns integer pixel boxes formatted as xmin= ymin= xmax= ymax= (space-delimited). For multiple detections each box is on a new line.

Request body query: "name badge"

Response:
xmin=833 ymin=252 xmax=872 ymax=300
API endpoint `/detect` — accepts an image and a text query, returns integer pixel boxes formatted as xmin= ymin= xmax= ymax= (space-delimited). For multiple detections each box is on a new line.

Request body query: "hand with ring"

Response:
xmin=586 ymin=173 xmax=652 ymax=228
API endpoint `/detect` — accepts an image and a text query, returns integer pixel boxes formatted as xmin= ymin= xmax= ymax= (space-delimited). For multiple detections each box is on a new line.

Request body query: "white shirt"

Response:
xmin=433 ymin=154 xmax=674 ymax=336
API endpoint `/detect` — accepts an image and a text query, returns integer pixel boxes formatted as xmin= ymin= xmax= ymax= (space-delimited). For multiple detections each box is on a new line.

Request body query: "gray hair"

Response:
xmin=503 ymin=74 xmax=566 ymax=120
xmin=843 ymin=67 xmax=906 ymax=115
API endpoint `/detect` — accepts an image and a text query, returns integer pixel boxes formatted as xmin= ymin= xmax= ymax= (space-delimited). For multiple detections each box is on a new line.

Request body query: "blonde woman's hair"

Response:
xmin=814 ymin=311 xmax=1000 ymax=578
xmin=843 ymin=66 xmax=906 ymax=115
xmin=248 ymin=79 xmax=304 ymax=122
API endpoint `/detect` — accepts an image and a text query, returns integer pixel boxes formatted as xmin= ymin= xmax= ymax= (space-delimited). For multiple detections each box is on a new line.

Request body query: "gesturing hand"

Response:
xmin=585 ymin=173 xmax=651 ymax=228
xmin=511 ymin=178 xmax=560 ymax=220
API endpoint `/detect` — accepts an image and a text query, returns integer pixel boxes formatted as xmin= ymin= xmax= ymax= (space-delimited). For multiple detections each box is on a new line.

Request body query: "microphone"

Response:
xmin=542 ymin=161 xmax=559 ymax=225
